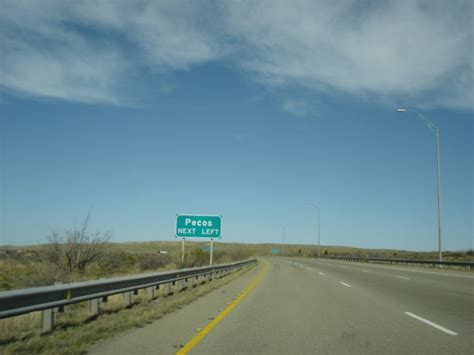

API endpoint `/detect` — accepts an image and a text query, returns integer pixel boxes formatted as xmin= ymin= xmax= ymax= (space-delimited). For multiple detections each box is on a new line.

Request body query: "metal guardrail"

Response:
xmin=318 ymin=256 xmax=473 ymax=268
xmin=0 ymin=258 xmax=257 ymax=332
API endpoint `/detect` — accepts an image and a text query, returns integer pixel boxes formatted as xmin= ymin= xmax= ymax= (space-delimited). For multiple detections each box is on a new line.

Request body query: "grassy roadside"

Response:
xmin=0 ymin=262 xmax=258 ymax=355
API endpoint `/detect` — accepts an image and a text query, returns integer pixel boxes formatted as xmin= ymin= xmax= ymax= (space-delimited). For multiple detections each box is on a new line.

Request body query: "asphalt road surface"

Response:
xmin=90 ymin=257 xmax=474 ymax=355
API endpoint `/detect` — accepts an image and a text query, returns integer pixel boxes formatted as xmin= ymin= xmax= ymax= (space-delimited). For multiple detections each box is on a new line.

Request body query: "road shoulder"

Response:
xmin=88 ymin=261 xmax=263 ymax=355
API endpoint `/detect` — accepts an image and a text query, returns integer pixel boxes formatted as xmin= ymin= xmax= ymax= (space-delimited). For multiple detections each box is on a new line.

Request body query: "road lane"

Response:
xmin=291 ymin=257 xmax=474 ymax=337
xmin=190 ymin=258 xmax=473 ymax=354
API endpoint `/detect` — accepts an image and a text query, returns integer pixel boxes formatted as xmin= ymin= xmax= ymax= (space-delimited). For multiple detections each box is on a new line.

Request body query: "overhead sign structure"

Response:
xmin=176 ymin=214 xmax=222 ymax=239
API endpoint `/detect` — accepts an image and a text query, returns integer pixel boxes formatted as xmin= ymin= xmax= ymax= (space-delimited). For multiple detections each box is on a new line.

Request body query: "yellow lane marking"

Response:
xmin=176 ymin=261 xmax=269 ymax=354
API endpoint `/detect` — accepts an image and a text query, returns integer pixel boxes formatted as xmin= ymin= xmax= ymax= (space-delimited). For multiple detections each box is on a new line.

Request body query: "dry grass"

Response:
xmin=0 ymin=262 xmax=257 ymax=355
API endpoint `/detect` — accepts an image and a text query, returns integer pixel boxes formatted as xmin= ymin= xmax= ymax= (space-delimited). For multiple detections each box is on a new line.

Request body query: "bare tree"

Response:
xmin=45 ymin=208 xmax=111 ymax=281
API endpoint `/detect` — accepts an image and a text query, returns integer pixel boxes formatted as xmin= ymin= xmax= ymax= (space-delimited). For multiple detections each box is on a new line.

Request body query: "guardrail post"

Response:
xmin=42 ymin=308 xmax=54 ymax=333
xmin=178 ymin=279 xmax=184 ymax=291
xmin=89 ymin=298 xmax=100 ymax=316
xmin=146 ymin=287 xmax=155 ymax=301
xmin=123 ymin=292 xmax=132 ymax=307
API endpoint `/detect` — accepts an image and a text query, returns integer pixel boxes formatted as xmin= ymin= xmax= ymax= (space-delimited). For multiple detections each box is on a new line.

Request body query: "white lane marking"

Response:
xmin=307 ymin=267 xmax=312 ymax=270
xmin=395 ymin=268 xmax=474 ymax=279
xmin=339 ymin=281 xmax=352 ymax=288
xmin=404 ymin=312 xmax=458 ymax=336
xmin=361 ymin=269 xmax=369 ymax=273
xmin=317 ymin=260 xmax=474 ymax=279
xmin=396 ymin=275 xmax=411 ymax=280
xmin=318 ymin=272 xmax=325 ymax=276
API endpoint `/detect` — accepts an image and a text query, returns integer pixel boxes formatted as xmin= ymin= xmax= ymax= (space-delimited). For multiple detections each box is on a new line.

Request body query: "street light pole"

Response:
xmin=282 ymin=226 xmax=285 ymax=257
xmin=396 ymin=108 xmax=443 ymax=261
xmin=306 ymin=203 xmax=320 ymax=257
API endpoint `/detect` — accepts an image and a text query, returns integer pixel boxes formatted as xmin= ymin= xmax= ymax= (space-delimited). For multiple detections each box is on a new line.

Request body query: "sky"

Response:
xmin=0 ymin=0 xmax=472 ymax=251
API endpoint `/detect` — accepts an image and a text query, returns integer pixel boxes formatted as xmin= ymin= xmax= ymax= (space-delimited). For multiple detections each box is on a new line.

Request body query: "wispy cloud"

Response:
xmin=232 ymin=132 xmax=253 ymax=142
xmin=0 ymin=0 xmax=472 ymax=109
xmin=0 ymin=0 xmax=227 ymax=104
xmin=282 ymin=99 xmax=314 ymax=117
xmin=226 ymin=0 xmax=473 ymax=110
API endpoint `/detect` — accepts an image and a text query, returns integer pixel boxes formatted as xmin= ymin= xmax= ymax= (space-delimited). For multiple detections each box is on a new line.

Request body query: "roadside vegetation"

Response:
xmin=1 ymin=240 xmax=472 ymax=292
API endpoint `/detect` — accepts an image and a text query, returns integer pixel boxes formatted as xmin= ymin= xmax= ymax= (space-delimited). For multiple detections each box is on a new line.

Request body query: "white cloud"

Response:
xmin=0 ymin=0 xmax=472 ymax=109
xmin=225 ymin=0 xmax=473 ymax=110
xmin=1 ymin=34 xmax=126 ymax=104
xmin=0 ymin=0 xmax=226 ymax=104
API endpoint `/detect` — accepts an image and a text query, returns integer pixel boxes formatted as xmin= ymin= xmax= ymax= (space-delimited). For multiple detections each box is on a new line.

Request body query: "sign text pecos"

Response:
xmin=176 ymin=215 xmax=221 ymax=239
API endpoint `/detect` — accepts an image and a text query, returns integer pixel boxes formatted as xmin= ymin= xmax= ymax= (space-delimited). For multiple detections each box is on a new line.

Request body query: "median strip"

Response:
xmin=404 ymin=312 xmax=458 ymax=336
xmin=177 ymin=260 xmax=269 ymax=354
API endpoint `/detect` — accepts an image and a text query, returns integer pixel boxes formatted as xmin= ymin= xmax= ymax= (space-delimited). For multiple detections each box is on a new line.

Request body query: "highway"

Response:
xmin=90 ymin=257 xmax=474 ymax=354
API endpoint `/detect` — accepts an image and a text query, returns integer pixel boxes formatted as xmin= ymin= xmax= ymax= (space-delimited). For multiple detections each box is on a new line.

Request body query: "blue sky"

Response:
xmin=0 ymin=0 xmax=472 ymax=251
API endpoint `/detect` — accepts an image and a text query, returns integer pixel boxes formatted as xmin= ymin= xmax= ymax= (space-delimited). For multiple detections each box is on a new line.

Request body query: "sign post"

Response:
xmin=210 ymin=239 xmax=214 ymax=265
xmin=176 ymin=214 xmax=222 ymax=266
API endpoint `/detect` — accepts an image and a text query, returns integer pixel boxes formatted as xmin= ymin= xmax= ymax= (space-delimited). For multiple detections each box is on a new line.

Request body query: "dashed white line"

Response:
xmin=339 ymin=281 xmax=352 ymax=288
xmin=404 ymin=312 xmax=458 ymax=336
xmin=393 ymin=268 xmax=474 ymax=279
xmin=321 ymin=261 xmax=474 ymax=279
xmin=318 ymin=272 xmax=325 ymax=276
xmin=361 ymin=269 xmax=369 ymax=273
xmin=307 ymin=267 xmax=312 ymax=270
xmin=396 ymin=275 xmax=411 ymax=280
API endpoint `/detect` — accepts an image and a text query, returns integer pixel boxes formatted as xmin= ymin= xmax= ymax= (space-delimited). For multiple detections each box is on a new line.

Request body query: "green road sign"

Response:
xmin=271 ymin=248 xmax=279 ymax=255
xmin=176 ymin=214 xmax=221 ymax=239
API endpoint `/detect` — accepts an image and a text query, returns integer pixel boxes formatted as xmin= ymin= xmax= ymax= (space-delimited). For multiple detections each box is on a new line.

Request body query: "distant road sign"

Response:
xmin=271 ymin=248 xmax=279 ymax=255
xmin=176 ymin=214 xmax=222 ymax=239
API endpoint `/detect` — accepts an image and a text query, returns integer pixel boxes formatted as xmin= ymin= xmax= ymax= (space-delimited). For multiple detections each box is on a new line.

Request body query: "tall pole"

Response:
xmin=181 ymin=238 xmax=185 ymax=264
xmin=317 ymin=207 xmax=321 ymax=257
xmin=435 ymin=127 xmax=443 ymax=261
xmin=306 ymin=203 xmax=320 ymax=257
xmin=396 ymin=108 xmax=443 ymax=261
xmin=282 ymin=226 xmax=285 ymax=257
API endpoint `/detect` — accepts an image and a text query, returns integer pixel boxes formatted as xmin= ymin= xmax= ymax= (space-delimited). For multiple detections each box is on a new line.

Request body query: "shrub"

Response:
xmin=138 ymin=254 xmax=171 ymax=271
xmin=44 ymin=212 xmax=111 ymax=282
